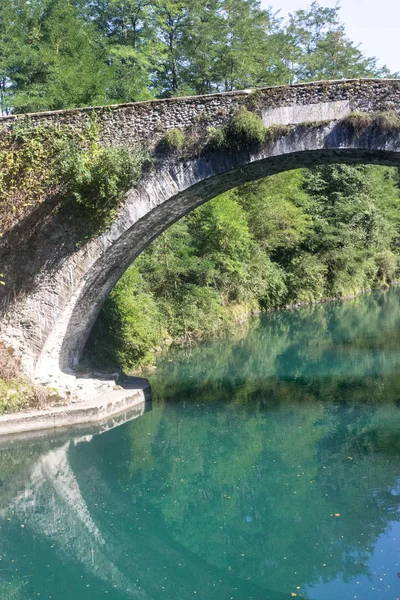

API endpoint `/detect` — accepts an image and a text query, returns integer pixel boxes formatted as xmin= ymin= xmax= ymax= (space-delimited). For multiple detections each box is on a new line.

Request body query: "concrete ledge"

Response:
xmin=0 ymin=377 xmax=151 ymax=437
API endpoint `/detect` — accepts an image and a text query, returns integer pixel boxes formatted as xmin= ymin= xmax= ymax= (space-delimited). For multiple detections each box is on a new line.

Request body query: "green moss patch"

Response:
xmin=161 ymin=128 xmax=185 ymax=151
xmin=223 ymin=107 xmax=267 ymax=149
xmin=341 ymin=110 xmax=400 ymax=134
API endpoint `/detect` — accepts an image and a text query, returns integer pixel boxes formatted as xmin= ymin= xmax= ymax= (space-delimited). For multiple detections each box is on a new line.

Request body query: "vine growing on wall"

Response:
xmin=0 ymin=118 xmax=150 ymax=239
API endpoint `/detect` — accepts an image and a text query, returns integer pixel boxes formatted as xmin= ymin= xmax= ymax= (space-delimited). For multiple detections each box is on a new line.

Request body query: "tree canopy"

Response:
xmin=0 ymin=0 xmax=394 ymax=114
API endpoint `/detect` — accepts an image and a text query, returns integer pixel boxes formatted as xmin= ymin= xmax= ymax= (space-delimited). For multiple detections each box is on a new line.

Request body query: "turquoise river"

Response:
xmin=1 ymin=288 xmax=400 ymax=599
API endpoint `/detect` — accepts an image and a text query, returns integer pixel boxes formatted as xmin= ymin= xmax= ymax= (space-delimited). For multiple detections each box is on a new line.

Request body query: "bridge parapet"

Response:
xmin=1 ymin=79 xmax=400 ymax=149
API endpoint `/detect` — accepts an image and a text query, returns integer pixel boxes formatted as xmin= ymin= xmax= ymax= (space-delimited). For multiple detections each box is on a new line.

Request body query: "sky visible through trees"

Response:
xmin=260 ymin=0 xmax=400 ymax=75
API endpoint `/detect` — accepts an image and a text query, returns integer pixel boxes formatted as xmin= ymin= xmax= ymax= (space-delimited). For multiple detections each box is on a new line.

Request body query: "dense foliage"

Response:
xmin=88 ymin=165 xmax=400 ymax=368
xmin=0 ymin=1 xmax=392 ymax=115
xmin=0 ymin=120 xmax=149 ymax=236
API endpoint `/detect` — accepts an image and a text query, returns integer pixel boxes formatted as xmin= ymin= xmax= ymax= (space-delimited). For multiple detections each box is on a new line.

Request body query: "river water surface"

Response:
xmin=1 ymin=289 xmax=400 ymax=599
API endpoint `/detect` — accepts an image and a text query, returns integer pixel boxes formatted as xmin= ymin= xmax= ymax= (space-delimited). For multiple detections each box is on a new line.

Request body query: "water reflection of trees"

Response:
xmin=154 ymin=288 xmax=400 ymax=389
xmin=121 ymin=391 xmax=400 ymax=597
xmin=1 ymin=290 xmax=400 ymax=599
xmin=122 ymin=288 xmax=400 ymax=597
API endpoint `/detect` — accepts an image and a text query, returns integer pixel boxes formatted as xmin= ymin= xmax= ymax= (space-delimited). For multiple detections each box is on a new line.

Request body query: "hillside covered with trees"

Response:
xmin=1 ymin=0 xmax=400 ymax=370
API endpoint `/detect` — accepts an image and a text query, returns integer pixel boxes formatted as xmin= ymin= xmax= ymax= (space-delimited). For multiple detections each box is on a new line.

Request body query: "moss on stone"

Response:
xmin=223 ymin=107 xmax=266 ymax=149
xmin=374 ymin=111 xmax=400 ymax=132
xmin=206 ymin=126 xmax=227 ymax=150
xmin=341 ymin=110 xmax=400 ymax=134
xmin=264 ymin=124 xmax=292 ymax=141
xmin=341 ymin=111 xmax=375 ymax=132
xmin=245 ymin=88 xmax=264 ymax=111
xmin=162 ymin=128 xmax=186 ymax=151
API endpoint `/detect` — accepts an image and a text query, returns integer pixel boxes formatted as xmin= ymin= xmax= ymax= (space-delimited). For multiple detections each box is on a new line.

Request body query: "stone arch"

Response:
xmin=1 ymin=96 xmax=400 ymax=380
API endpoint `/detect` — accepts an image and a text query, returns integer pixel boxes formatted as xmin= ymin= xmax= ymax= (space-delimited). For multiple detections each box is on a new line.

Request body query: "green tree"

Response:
xmin=286 ymin=1 xmax=392 ymax=82
xmin=1 ymin=0 xmax=109 ymax=112
xmin=87 ymin=266 xmax=163 ymax=368
xmin=300 ymin=165 xmax=399 ymax=295
xmin=152 ymin=0 xmax=190 ymax=95
xmin=211 ymin=0 xmax=288 ymax=91
xmin=235 ymin=171 xmax=310 ymax=253
xmin=77 ymin=0 xmax=159 ymax=101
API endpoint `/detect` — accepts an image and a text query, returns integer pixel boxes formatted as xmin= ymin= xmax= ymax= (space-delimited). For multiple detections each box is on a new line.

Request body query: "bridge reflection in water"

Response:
xmin=2 ymin=290 xmax=400 ymax=599
xmin=2 ymin=398 xmax=289 ymax=600
xmin=0 ymin=402 xmax=151 ymax=600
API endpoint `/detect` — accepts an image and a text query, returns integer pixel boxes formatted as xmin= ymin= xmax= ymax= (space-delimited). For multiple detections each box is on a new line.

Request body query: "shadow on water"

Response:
xmin=1 ymin=289 xmax=400 ymax=599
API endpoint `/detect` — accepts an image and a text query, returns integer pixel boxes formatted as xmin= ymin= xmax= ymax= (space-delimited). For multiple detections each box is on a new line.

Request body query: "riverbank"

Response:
xmin=133 ymin=283 xmax=398 ymax=374
xmin=0 ymin=285 xmax=395 ymax=430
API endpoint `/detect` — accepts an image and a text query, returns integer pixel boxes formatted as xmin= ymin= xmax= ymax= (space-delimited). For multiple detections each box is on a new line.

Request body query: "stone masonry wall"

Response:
xmin=1 ymin=79 xmax=400 ymax=150
xmin=2 ymin=78 xmax=400 ymax=382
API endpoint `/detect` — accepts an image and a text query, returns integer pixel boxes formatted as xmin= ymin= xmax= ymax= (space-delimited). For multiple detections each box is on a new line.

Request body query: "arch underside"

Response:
xmin=2 ymin=123 xmax=400 ymax=378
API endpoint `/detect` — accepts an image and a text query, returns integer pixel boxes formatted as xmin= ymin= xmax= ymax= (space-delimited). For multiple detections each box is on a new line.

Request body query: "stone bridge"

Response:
xmin=2 ymin=78 xmax=400 ymax=382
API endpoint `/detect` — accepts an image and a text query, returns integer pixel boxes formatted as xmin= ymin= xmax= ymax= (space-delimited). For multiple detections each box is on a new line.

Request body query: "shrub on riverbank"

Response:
xmin=0 ymin=343 xmax=58 ymax=414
